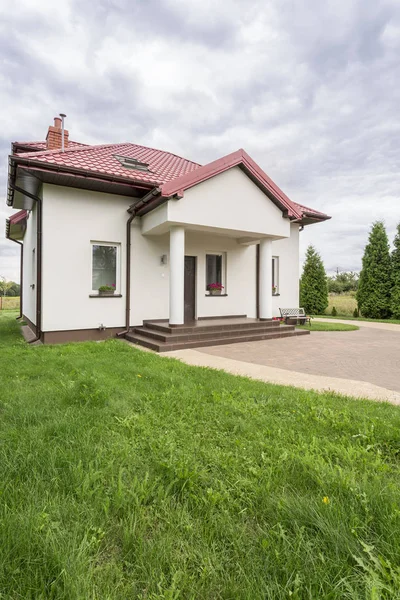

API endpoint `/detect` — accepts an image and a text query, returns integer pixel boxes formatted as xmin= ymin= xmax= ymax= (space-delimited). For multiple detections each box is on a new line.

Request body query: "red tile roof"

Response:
xmin=161 ymin=149 xmax=307 ymax=220
xmin=14 ymin=140 xmax=88 ymax=151
xmin=11 ymin=140 xmax=329 ymax=222
xmin=15 ymin=142 xmax=201 ymax=186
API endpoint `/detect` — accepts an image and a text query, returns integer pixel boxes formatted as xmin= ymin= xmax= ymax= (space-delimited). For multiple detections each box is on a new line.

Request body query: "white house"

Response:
xmin=6 ymin=116 xmax=330 ymax=350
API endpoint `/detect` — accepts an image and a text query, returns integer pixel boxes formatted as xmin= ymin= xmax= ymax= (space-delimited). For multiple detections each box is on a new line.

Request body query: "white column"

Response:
xmin=169 ymin=226 xmax=185 ymax=325
xmin=259 ymin=238 xmax=273 ymax=320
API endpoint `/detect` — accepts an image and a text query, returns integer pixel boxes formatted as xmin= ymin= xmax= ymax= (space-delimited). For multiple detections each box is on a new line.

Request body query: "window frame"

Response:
xmin=272 ymin=256 xmax=279 ymax=294
xmin=205 ymin=252 xmax=226 ymax=293
xmin=91 ymin=241 xmax=121 ymax=295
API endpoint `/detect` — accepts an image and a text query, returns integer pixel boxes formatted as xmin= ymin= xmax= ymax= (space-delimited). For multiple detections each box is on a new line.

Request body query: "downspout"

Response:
xmin=10 ymin=184 xmax=42 ymax=343
xmin=117 ymin=187 xmax=162 ymax=337
xmin=7 ymin=238 xmax=23 ymax=320
xmin=116 ymin=210 xmax=136 ymax=336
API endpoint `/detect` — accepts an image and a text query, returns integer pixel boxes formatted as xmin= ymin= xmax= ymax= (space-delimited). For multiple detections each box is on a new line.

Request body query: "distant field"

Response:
xmin=326 ymin=294 xmax=357 ymax=316
xmin=0 ymin=296 xmax=20 ymax=310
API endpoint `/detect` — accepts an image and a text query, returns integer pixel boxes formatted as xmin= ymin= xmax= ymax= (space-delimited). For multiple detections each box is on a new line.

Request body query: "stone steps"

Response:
xmin=125 ymin=319 xmax=309 ymax=352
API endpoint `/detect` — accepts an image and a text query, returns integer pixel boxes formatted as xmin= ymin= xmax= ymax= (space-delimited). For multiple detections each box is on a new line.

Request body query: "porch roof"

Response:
xmin=6 ymin=209 xmax=27 ymax=241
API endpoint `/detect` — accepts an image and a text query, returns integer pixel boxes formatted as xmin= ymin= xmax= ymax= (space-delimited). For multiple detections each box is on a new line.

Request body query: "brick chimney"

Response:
xmin=46 ymin=116 xmax=69 ymax=150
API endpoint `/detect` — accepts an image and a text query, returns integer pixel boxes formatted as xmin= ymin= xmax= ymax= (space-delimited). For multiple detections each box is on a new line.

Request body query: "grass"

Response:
xmin=322 ymin=294 xmax=400 ymax=324
xmin=327 ymin=294 xmax=357 ymax=317
xmin=0 ymin=295 xmax=20 ymax=310
xmin=1 ymin=311 xmax=400 ymax=598
xmin=297 ymin=321 xmax=359 ymax=332
xmin=318 ymin=315 xmax=400 ymax=325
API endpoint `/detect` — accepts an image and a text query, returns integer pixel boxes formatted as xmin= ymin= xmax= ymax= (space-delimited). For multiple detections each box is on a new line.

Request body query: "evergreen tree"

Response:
xmin=356 ymin=221 xmax=392 ymax=319
xmin=390 ymin=223 xmax=400 ymax=319
xmin=300 ymin=245 xmax=328 ymax=314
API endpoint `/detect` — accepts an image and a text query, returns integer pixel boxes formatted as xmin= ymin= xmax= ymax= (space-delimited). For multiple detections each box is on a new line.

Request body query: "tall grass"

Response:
xmin=327 ymin=294 xmax=357 ymax=316
xmin=1 ymin=311 xmax=400 ymax=598
xmin=0 ymin=295 xmax=20 ymax=310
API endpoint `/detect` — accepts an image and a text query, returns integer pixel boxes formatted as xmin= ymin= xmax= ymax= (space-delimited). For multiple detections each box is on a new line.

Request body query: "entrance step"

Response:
xmin=125 ymin=318 xmax=309 ymax=353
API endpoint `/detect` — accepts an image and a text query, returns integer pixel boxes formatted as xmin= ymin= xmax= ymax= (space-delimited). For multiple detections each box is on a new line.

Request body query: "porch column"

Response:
xmin=259 ymin=237 xmax=273 ymax=320
xmin=169 ymin=226 xmax=185 ymax=325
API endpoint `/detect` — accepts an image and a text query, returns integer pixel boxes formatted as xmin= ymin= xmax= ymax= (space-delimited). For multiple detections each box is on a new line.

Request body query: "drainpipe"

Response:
xmin=116 ymin=187 xmax=161 ymax=337
xmin=10 ymin=184 xmax=42 ymax=343
xmin=116 ymin=210 xmax=136 ymax=336
xmin=7 ymin=238 xmax=23 ymax=320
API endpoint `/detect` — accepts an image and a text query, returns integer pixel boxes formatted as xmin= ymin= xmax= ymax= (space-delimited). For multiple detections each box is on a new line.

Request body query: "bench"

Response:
xmin=279 ymin=308 xmax=311 ymax=326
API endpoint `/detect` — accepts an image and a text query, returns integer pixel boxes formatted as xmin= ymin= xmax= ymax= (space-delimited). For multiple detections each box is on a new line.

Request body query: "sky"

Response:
xmin=1 ymin=0 xmax=400 ymax=282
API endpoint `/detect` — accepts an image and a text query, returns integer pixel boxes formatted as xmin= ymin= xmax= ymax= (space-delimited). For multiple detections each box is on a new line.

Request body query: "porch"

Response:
xmin=125 ymin=317 xmax=309 ymax=352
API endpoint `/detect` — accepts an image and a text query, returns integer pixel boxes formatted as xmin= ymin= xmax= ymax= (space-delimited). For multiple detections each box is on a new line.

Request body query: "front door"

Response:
xmin=184 ymin=256 xmax=196 ymax=322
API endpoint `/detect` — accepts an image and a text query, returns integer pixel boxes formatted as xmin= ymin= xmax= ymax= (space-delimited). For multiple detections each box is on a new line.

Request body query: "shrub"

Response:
xmin=391 ymin=223 xmax=400 ymax=319
xmin=353 ymin=307 xmax=359 ymax=318
xmin=300 ymin=246 xmax=328 ymax=314
xmin=357 ymin=222 xmax=392 ymax=319
xmin=331 ymin=306 xmax=337 ymax=316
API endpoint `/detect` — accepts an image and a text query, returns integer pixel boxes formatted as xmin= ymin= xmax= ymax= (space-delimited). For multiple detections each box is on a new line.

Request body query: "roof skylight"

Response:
xmin=114 ymin=155 xmax=150 ymax=171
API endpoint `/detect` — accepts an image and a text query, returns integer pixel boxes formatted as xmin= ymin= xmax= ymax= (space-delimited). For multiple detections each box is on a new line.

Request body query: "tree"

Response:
xmin=0 ymin=276 xmax=14 ymax=297
xmin=356 ymin=222 xmax=392 ymax=319
xmin=391 ymin=223 xmax=400 ymax=319
xmin=327 ymin=271 xmax=359 ymax=294
xmin=300 ymin=245 xmax=328 ymax=314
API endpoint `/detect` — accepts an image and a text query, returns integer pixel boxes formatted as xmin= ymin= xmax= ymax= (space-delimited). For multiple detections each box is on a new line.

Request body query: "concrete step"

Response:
xmin=144 ymin=319 xmax=280 ymax=335
xmin=133 ymin=323 xmax=296 ymax=343
xmin=126 ymin=327 xmax=309 ymax=353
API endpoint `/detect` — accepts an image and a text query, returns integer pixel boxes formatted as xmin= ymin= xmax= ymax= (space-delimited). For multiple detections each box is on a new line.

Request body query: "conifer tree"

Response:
xmin=356 ymin=221 xmax=392 ymax=318
xmin=300 ymin=245 xmax=328 ymax=314
xmin=390 ymin=223 xmax=400 ymax=319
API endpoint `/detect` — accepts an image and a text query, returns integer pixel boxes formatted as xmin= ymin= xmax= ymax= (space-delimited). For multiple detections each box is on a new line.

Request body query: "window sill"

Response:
xmin=89 ymin=294 xmax=123 ymax=298
xmin=272 ymin=293 xmax=280 ymax=297
xmin=205 ymin=294 xmax=228 ymax=297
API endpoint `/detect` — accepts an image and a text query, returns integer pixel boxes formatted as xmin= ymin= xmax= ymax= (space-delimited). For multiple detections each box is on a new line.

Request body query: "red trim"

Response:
xmin=8 ymin=209 xmax=27 ymax=224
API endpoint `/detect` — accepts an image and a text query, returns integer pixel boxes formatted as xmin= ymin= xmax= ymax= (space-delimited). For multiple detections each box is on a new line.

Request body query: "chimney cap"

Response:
xmin=59 ymin=113 xmax=67 ymax=118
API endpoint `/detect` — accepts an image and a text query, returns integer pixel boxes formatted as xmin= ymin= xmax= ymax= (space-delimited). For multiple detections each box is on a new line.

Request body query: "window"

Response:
xmin=91 ymin=242 xmax=120 ymax=292
xmin=114 ymin=155 xmax=149 ymax=171
xmin=272 ymin=256 xmax=279 ymax=293
xmin=206 ymin=253 xmax=225 ymax=292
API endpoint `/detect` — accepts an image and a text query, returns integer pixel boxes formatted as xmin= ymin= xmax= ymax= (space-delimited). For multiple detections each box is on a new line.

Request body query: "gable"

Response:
xmin=166 ymin=166 xmax=291 ymax=239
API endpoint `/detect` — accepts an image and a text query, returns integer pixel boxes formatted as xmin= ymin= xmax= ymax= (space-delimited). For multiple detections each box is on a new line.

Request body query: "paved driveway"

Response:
xmin=165 ymin=321 xmax=400 ymax=403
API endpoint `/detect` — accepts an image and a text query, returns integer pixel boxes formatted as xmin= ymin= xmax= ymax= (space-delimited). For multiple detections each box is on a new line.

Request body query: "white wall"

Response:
xmin=22 ymin=201 xmax=37 ymax=325
xmin=143 ymin=167 xmax=290 ymax=239
xmin=186 ymin=232 xmax=257 ymax=319
xmin=41 ymin=185 xmax=129 ymax=331
xmin=271 ymin=223 xmax=300 ymax=314
xmin=130 ymin=230 xmax=256 ymax=324
xmin=38 ymin=183 xmax=300 ymax=333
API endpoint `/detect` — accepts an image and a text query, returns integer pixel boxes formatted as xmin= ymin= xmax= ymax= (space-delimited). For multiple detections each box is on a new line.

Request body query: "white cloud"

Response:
xmin=1 ymin=0 xmax=400 ymax=282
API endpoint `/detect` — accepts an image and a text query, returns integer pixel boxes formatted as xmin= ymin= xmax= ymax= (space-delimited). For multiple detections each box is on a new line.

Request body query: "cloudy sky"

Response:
xmin=1 ymin=0 xmax=400 ymax=282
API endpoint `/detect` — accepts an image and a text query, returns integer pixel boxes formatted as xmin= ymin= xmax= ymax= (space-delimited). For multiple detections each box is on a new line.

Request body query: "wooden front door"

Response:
xmin=184 ymin=256 xmax=196 ymax=322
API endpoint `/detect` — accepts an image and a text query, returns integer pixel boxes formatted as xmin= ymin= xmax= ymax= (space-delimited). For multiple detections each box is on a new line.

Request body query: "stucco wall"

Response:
xmin=129 ymin=229 xmax=258 ymax=324
xmin=38 ymin=183 xmax=301 ymax=333
xmin=22 ymin=201 xmax=37 ymax=325
xmin=271 ymin=224 xmax=300 ymax=314
xmin=41 ymin=185 xmax=129 ymax=332
xmin=143 ymin=166 xmax=290 ymax=239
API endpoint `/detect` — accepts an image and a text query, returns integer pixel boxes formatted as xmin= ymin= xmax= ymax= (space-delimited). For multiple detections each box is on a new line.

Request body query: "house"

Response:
xmin=5 ymin=116 xmax=330 ymax=350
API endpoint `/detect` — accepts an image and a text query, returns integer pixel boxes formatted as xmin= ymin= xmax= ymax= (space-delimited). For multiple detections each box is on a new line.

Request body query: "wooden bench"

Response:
xmin=279 ymin=308 xmax=311 ymax=326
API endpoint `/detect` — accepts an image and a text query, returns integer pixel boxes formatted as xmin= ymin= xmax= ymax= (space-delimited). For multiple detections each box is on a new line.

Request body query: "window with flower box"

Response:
xmin=91 ymin=242 xmax=120 ymax=294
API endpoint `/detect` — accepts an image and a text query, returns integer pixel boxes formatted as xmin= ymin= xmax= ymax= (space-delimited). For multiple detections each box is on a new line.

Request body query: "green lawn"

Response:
xmin=297 ymin=321 xmax=359 ymax=332
xmin=1 ymin=311 xmax=400 ymax=599
xmin=317 ymin=314 xmax=400 ymax=325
